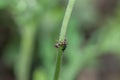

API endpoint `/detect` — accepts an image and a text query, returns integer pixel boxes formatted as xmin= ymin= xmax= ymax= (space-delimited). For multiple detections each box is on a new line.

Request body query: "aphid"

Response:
xmin=55 ymin=39 xmax=67 ymax=51
xmin=55 ymin=42 xmax=61 ymax=48
xmin=62 ymin=42 xmax=67 ymax=51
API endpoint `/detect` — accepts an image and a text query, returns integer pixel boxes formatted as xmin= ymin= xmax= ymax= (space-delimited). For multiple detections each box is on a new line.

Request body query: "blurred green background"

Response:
xmin=0 ymin=0 xmax=120 ymax=80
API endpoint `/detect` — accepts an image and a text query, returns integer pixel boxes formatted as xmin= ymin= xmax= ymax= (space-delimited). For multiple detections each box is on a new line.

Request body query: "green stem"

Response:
xmin=54 ymin=0 xmax=75 ymax=80
xmin=16 ymin=24 xmax=37 ymax=80
xmin=59 ymin=0 xmax=75 ymax=42
xmin=54 ymin=48 xmax=63 ymax=80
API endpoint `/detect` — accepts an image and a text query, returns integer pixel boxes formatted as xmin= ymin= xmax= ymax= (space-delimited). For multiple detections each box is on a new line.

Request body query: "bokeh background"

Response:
xmin=0 ymin=0 xmax=120 ymax=80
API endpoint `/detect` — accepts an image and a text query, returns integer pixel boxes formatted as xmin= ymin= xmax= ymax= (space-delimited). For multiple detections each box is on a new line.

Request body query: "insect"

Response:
xmin=55 ymin=39 xmax=67 ymax=52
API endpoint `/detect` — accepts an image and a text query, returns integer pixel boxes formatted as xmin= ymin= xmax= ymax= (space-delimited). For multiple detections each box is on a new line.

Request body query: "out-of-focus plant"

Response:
xmin=9 ymin=0 xmax=43 ymax=80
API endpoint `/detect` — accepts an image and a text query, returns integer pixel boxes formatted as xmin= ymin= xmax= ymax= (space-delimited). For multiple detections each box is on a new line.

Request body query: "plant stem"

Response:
xmin=16 ymin=24 xmax=37 ymax=80
xmin=59 ymin=0 xmax=75 ymax=42
xmin=54 ymin=0 xmax=75 ymax=80
xmin=54 ymin=48 xmax=63 ymax=80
